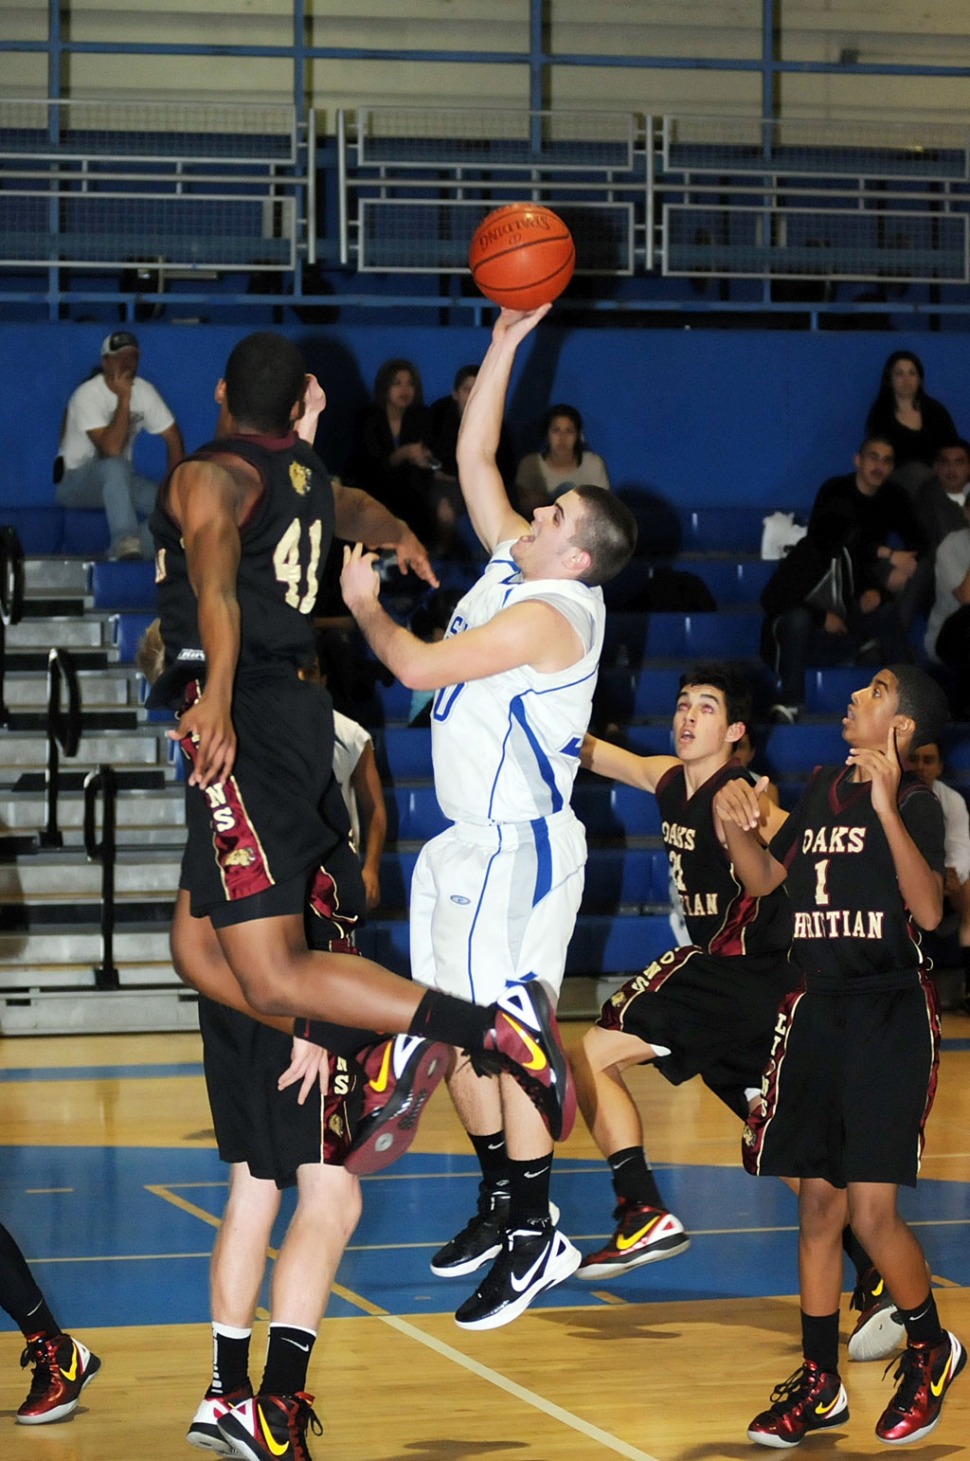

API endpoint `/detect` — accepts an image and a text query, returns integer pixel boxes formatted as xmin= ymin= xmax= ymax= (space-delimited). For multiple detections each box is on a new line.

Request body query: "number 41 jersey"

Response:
xmin=430 ymin=540 xmax=605 ymax=825
xmin=150 ymin=431 xmax=333 ymax=690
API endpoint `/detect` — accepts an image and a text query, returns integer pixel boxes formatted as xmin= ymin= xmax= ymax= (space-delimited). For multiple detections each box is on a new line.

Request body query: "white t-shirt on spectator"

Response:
xmin=932 ymin=778 xmax=970 ymax=885
xmin=60 ymin=374 xmax=175 ymax=471
xmin=332 ymin=710 xmax=372 ymax=854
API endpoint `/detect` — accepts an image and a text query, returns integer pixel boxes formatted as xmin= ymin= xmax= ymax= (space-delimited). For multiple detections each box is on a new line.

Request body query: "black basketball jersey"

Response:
xmin=656 ymin=759 xmax=791 ymax=958
xmin=149 ymin=431 xmax=334 ymax=696
xmin=769 ymin=764 xmax=946 ymax=990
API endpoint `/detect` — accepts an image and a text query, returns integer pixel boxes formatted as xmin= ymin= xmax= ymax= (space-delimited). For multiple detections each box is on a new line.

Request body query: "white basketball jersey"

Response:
xmin=430 ymin=541 xmax=605 ymax=824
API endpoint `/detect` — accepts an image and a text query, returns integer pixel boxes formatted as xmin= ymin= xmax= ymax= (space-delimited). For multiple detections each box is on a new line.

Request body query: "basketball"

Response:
xmin=468 ymin=204 xmax=575 ymax=311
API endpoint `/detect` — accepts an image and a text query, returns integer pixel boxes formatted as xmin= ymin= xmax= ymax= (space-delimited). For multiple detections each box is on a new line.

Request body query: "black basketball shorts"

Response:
xmin=742 ymin=976 xmax=940 ymax=1188
xmin=598 ymin=944 xmax=797 ymax=1118
xmin=178 ymin=669 xmax=352 ymax=926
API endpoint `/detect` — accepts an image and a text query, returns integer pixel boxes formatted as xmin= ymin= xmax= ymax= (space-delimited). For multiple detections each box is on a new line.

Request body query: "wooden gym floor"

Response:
xmin=0 ymin=1017 xmax=968 ymax=1460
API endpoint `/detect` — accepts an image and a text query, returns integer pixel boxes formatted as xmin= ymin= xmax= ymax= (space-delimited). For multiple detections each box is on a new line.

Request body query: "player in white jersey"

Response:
xmin=340 ymin=304 xmax=637 ymax=1330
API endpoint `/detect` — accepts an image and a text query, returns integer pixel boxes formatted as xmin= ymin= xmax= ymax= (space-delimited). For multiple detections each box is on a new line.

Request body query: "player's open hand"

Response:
xmin=340 ymin=542 xmax=382 ymax=612
xmin=847 ymin=724 xmax=902 ymax=818
xmin=494 ymin=303 xmax=553 ymax=344
xmin=713 ymin=775 xmax=768 ymax=832
xmin=278 ymin=1037 xmax=329 ymax=1105
xmin=169 ymin=693 xmax=236 ymax=790
xmin=392 ymin=526 xmax=439 ymax=587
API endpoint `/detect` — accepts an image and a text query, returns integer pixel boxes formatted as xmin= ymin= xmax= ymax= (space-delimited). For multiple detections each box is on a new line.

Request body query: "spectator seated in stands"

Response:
xmin=347 ymin=357 xmax=437 ymax=548
xmin=908 ymin=739 xmax=970 ymax=1015
xmin=428 ymin=365 xmax=515 ymax=556
xmin=924 ymin=491 xmax=970 ymax=717
xmin=514 ymin=403 xmax=610 ymax=517
xmin=914 ymin=438 xmax=970 ymax=550
xmin=55 ymin=331 xmax=183 ymax=560
xmin=808 ymin=433 xmax=931 ymax=633
xmin=864 ymin=348 xmax=959 ymax=494
xmin=761 ymin=486 xmax=908 ymax=725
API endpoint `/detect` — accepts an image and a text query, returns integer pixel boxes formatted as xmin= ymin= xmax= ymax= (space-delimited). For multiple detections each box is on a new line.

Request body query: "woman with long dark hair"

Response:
xmin=864 ymin=350 xmax=958 ymax=490
xmin=514 ymin=403 xmax=610 ymax=516
xmin=348 ymin=358 xmax=436 ymax=538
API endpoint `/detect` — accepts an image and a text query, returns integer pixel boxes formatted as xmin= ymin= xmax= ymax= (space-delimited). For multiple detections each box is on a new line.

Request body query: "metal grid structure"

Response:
xmin=341 ymin=106 xmax=649 ymax=277
xmin=0 ymin=99 xmax=307 ymax=277
xmin=663 ymin=206 xmax=968 ymax=283
xmin=359 ymin=198 xmax=634 ymax=275
xmin=662 ymin=115 xmax=970 ymax=182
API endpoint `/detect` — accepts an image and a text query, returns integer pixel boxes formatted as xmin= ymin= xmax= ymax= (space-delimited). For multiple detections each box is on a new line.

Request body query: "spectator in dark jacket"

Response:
xmin=347 ymin=358 xmax=436 ymax=543
xmin=864 ymin=349 xmax=959 ymax=491
xmin=914 ymin=438 xmax=970 ymax=550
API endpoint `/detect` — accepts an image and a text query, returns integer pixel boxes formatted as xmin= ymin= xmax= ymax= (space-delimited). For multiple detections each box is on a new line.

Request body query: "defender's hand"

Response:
xmin=169 ymin=694 xmax=236 ymax=790
xmin=713 ymin=775 xmax=769 ymax=832
xmin=391 ymin=527 xmax=438 ymax=587
xmin=340 ymin=542 xmax=382 ymax=612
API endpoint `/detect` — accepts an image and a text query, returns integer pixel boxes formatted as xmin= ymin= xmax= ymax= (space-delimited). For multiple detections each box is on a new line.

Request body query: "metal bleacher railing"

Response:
xmin=0 ymin=97 xmax=313 ymax=279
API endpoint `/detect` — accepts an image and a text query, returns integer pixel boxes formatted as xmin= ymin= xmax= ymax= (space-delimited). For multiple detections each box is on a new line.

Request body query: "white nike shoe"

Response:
xmin=186 ymin=1386 xmax=252 ymax=1453
xmin=453 ymin=1220 xmax=581 ymax=1330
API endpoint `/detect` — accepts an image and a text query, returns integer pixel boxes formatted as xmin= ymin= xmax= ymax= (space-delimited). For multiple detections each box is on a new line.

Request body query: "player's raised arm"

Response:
xmin=580 ymin=733 xmax=678 ymax=795
xmin=456 ymin=305 xmax=551 ymax=554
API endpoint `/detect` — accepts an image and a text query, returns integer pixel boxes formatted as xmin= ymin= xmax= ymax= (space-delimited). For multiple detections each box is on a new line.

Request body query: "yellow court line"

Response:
xmin=380 ymin=1313 xmax=661 ymax=1461
xmin=25 ymin=1186 xmax=73 ymax=1193
xmin=147 ymin=1183 xmax=383 ymax=1317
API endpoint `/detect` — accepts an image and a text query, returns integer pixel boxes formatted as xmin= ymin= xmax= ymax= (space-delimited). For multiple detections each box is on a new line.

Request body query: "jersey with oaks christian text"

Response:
xmin=430 ymin=541 xmax=604 ymax=825
xmin=149 ymin=432 xmax=333 ymax=699
xmin=656 ymin=759 xmax=792 ymax=957
xmin=769 ymin=764 xmax=946 ymax=990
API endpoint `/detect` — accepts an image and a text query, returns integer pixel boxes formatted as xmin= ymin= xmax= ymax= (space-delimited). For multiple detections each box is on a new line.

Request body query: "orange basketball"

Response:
xmin=468 ymin=204 xmax=575 ymax=311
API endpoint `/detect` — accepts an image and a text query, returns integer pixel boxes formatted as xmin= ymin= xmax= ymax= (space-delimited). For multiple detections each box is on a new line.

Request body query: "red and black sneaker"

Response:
xmin=187 ymin=1383 xmax=253 ymax=1453
xmin=747 ymin=1361 xmax=849 ymax=1448
xmin=576 ymin=1198 xmax=690 ymax=1279
xmin=847 ymin=1264 xmax=904 ymax=1362
xmin=473 ymin=981 xmax=575 ymax=1142
xmin=17 ymin=1332 xmax=101 ymax=1425
xmin=344 ymin=1035 xmax=449 ymax=1175
xmin=875 ymin=1331 xmax=966 ymax=1444
xmin=217 ymin=1390 xmax=323 ymax=1461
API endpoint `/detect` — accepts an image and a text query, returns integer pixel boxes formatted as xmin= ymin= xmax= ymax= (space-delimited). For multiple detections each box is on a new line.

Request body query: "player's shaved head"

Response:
xmin=224 ymin=332 xmax=306 ymax=435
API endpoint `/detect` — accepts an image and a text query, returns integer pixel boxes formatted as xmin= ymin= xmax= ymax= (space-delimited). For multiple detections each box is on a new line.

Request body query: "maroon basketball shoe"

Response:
xmin=187 ymin=1383 xmax=253 ymax=1453
xmin=576 ymin=1198 xmax=690 ymax=1279
xmin=217 ymin=1390 xmax=322 ymax=1461
xmin=344 ymin=1035 xmax=449 ymax=1175
xmin=474 ymin=981 xmax=575 ymax=1141
xmin=17 ymin=1332 xmax=101 ymax=1424
xmin=875 ymin=1332 xmax=966 ymax=1444
xmin=747 ymin=1361 xmax=849 ymax=1448
xmin=847 ymin=1264 xmax=904 ymax=1362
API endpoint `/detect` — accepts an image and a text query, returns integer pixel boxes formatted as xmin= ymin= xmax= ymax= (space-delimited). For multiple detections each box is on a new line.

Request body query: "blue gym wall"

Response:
xmin=5 ymin=324 xmax=970 ymax=526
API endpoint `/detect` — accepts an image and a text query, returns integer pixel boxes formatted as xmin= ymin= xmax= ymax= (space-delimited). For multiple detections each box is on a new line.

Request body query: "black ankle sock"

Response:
xmin=841 ymin=1226 xmax=874 ymax=1282
xmin=897 ymin=1292 xmax=944 ymax=1347
xmin=21 ymin=1299 xmax=60 ymax=1342
xmin=209 ymin=1325 xmax=251 ymax=1397
xmin=470 ymin=1131 xmax=511 ymax=1201
xmin=294 ymin=1019 xmax=378 ymax=1055
xmin=507 ymin=1155 xmax=553 ymax=1228
xmin=408 ymin=989 xmax=491 ymax=1049
xmin=801 ymin=1310 xmax=840 ymax=1376
xmin=260 ymin=1324 xmax=316 ymax=1398
xmin=607 ymin=1146 xmax=665 ymax=1210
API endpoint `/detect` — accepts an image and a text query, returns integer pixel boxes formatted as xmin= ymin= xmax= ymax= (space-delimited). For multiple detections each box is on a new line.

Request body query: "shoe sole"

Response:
xmin=431 ymin=1202 xmax=561 ymax=1278
xmin=187 ymin=1423 xmax=237 ymax=1455
xmin=847 ymin=1305 xmax=906 ymax=1362
xmin=577 ymin=1231 xmax=691 ymax=1279
xmin=453 ymin=1234 xmax=582 ymax=1331
xmin=747 ymin=1408 xmax=849 ymax=1449
xmin=876 ymin=1334 xmax=966 ymax=1444
xmin=16 ymin=1353 xmax=101 ymax=1425
xmin=345 ymin=1040 xmax=449 ymax=1175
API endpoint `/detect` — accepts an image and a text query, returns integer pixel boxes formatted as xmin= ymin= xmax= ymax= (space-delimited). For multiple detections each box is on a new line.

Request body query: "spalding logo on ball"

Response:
xmin=469 ymin=204 xmax=575 ymax=311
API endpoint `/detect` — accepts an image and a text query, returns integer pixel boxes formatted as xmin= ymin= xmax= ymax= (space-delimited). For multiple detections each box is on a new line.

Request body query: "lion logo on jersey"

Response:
xmin=223 ymin=848 xmax=255 ymax=868
xmin=289 ymin=462 xmax=310 ymax=495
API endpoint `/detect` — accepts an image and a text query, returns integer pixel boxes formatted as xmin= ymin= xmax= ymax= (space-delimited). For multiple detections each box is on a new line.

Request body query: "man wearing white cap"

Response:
xmin=56 ymin=331 xmax=184 ymax=559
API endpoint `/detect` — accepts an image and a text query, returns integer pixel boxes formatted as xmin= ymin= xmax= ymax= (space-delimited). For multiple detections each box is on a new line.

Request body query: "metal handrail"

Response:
xmin=83 ymin=764 xmax=119 ymax=991
xmin=0 ymin=525 xmax=25 ymax=729
xmin=39 ymin=646 xmax=81 ymax=849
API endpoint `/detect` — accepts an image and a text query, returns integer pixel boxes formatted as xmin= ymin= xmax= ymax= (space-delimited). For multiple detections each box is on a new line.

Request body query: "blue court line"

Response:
xmin=940 ymin=1038 xmax=970 ymax=1051
xmin=0 ymin=1063 xmax=205 ymax=1082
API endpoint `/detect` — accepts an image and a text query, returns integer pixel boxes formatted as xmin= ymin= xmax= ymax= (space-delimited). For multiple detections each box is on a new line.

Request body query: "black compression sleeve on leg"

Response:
xmin=801 ymin=1311 xmax=840 ymax=1376
xmin=842 ymin=1226 xmax=874 ymax=1281
xmin=408 ymin=988 xmax=492 ymax=1048
xmin=0 ymin=1223 xmax=59 ymax=1337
